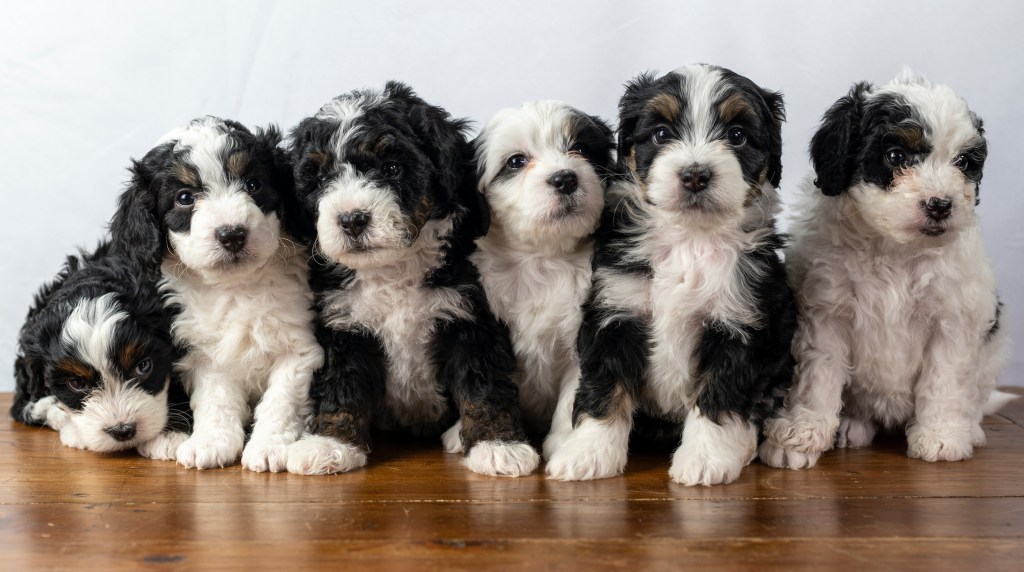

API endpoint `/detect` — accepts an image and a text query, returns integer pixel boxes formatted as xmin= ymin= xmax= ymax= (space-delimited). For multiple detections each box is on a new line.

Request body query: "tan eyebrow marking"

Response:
xmin=718 ymin=93 xmax=754 ymax=124
xmin=226 ymin=151 xmax=251 ymax=178
xmin=649 ymin=93 xmax=682 ymax=122
xmin=173 ymin=161 xmax=201 ymax=188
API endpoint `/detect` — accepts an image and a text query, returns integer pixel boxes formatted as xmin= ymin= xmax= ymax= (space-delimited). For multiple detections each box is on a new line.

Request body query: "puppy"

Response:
xmin=760 ymin=71 xmax=1012 ymax=469
xmin=109 ymin=117 xmax=323 ymax=471
xmin=470 ymin=101 xmax=614 ymax=441
xmin=545 ymin=64 xmax=796 ymax=485
xmin=285 ymin=82 xmax=539 ymax=477
xmin=13 ymin=241 xmax=190 ymax=458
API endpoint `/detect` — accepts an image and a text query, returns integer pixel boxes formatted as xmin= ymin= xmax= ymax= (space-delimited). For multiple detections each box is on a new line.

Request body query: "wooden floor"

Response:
xmin=2 ymin=392 xmax=1023 ymax=571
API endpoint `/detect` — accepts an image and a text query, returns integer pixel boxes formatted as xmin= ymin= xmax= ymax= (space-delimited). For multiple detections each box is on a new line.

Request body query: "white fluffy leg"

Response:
xmin=545 ymin=415 xmax=631 ymax=481
xmin=137 ymin=430 xmax=189 ymax=461
xmin=441 ymin=421 xmax=463 ymax=454
xmin=242 ymin=352 xmax=318 ymax=472
xmin=542 ymin=368 xmax=580 ymax=460
xmin=176 ymin=429 xmax=245 ymax=469
xmin=29 ymin=396 xmax=68 ymax=430
xmin=285 ymin=434 xmax=367 ymax=475
xmin=463 ymin=440 xmax=539 ymax=477
xmin=58 ymin=417 xmax=87 ymax=450
xmin=836 ymin=417 xmax=877 ymax=449
xmin=242 ymin=434 xmax=294 ymax=473
xmin=670 ymin=410 xmax=756 ymax=486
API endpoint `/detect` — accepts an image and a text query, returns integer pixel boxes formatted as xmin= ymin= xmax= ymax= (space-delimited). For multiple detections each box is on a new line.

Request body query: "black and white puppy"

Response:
xmin=545 ymin=64 xmax=797 ymax=485
xmin=13 ymin=241 xmax=190 ymax=458
xmin=760 ymin=71 xmax=1012 ymax=469
xmin=109 ymin=117 xmax=323 ymax=471
xmin=285 ymin=82 xmax=539 ymax=477
xmin=469 ymin=101 xmax=614 ymax=444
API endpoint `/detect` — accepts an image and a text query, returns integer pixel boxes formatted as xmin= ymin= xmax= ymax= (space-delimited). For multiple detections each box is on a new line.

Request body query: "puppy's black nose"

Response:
xmin=548 ymin=170 xmax=579 ymax=195
xmin=340 ymin=211 xmax=371 ymax=238
xmin=104 ymin=422 xmax=137 ymax=442
xmin=680 ymin=166 xmax=712 ymax=193
xmin=924 ymin=197 xmax=953 ymax=221
xmin=215 ymin=225 xmax=248 ymax=252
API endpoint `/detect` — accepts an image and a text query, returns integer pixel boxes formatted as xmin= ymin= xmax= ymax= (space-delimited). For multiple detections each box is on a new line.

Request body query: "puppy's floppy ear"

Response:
xmin=257 ymin=124 xmax=312 ymax=242
xmin=389 ymin=81 xmax=489 ymax=239
xmin=587 ymin=114 xmax=616 ymax=176
xmin=616 ymin=72 xmax=660 ymax=169
xmin=109 ymin=142 xmax=174 ymax=271
xmin=759 ymin=88 xmax=786 ymax=188
xmin=810 ymin=82 xmax=871 ymax=196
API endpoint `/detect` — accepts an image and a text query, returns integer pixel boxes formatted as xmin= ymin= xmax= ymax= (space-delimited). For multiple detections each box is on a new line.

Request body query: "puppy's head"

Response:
xmin=810 ymin=71 xmax=986 ymax=245
xmin=289 ymin=82 xmax=484 ymax=269
xmin=110 ymin=117 xmax=294 ymax=277
xmin=31 ymin=292 xmax=175 ymax=452
xmin=617 ymin=64 xmax=785 ymax=229
xmin=475 ymin=101 xmax=613 ymax=246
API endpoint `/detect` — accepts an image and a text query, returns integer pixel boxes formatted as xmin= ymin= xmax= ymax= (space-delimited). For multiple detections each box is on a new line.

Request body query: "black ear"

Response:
xmin=256 ymin=125 xmax=310 ymax=242
xmin=390 ymin=81 xmax=489 ymax=239
xmin=588 ymin=114 xmax=616 ymax=173
xmin=810 ymin=82 xmax=871 ymax=196
xmin=616 ymin=72 xmax=660 ymax=168
xmin=759 ymin=88 xmax=786 ymax=188
xmin=109 ymin=143 xmax=173 ymax=271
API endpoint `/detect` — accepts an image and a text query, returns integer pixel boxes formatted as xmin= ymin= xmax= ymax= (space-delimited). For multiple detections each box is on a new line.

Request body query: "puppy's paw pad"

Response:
xmin=286 ymin=436 xmax=367 ymax=475
xmin=441 ymin=422 xmax=463 ymax=454
xmin=764 ymin=414 xmax=834 ymax=454
xmin=670 ymin=447 xmax=746 ymax=486
xmin=176 ymin=434 xmax=241 ymax=469
xmin=137 ymin=431 xmax=189 ymax=461
xmin=836 ymin=418 xmax=877 ymax=449
xmin=907 ymin=429 xmax=974 ymax=462
xmin=758 ymin=440 xmax=820 ymax=470
xmin=242 ymin=435 xmax=294 ymax=473
xmin=463 ymin=441 xmax=539 ymax=477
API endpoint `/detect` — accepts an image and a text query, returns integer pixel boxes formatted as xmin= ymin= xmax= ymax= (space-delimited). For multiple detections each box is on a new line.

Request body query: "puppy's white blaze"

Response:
xmin=159 ymin=117 xmax=233 ymax=191
xmin=545 ymin=415 xmax=631 ymax=481
xmin=171 ymin=186 xmax=281 ymax=274
xmin=61 ymin=293 xmax=126 ymax=381
xmin=75 ymin=383 xmax=169 ymax=452
xmin=463 ymin=440 xmax=540 ymax=477
xmin=673 ymin=64 xmax=727 ymax=142
xmin=317 ymin=94 xmax=382 ymax=160
xmin=320 ymin=217 xmax=470 ymax=430
xmin=285 ymin=434 xmax=367 ymax=475
xmin=669 ymin=409 xmax=756 ymax=486
xmin=315 ymin=173 xmax=410 ymax=268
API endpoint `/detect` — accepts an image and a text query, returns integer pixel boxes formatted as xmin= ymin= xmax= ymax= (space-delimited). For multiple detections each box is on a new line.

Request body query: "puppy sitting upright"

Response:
xmin=286 ymin=82 xmax=539 ymax=477
xmin=761 ymin=71 xmax=1012 ymax=469
xmin=546 ymin=65 xmax=797 ymax=485
xmin=13 ymin=241 xmax=190 ymax=459
xmin=469 ymin=101 xmax=614 ymax=444
xmin=109 ymin=117 xmax=323 ymax=471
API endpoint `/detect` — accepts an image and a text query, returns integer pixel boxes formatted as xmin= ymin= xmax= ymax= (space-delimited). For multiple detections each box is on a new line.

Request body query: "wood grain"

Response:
xmin=2 ymin=390 xmax=1022 ymax=571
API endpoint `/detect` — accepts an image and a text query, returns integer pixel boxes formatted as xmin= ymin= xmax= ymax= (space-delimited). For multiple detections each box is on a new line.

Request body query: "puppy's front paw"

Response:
xmin=463 ymin=440 xmax=539 ymax=477
xmin=285 ymin=435 xmax=367 ymax=475
xmin=441 ymin=421 xmax=463 ymax=454
xmin=545 ymin=421 xmax=628 ymax=481
xmin=669 ymin=446 xmax=745 ymax=487
xmin=176 ymin=432 xmax=242 ymax=469
xmin=242 ymin=434 xmax=295 ymax=473
xmin=907 ymin=426 xmax=974 ymax=462
xmin=758 ymin=440 xmax=821 ymax=470
xmin=137 ymin=431 xmax=189 ymax=461
xmin=58 ymin=422 xmax=86 ymax=450
xmin=836 ymin=417 xmax=877 ymax=449
xmin=763 ymin=410 xmax=836 ymax=454
xmin=542 ymin=428 xmax=570 ymax=461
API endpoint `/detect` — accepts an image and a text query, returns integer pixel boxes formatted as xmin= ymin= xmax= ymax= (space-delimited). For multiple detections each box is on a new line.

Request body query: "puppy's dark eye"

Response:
xmin=952 ymin=154 xmax=974 ymax=171
xmin=726 ymin=126 xmax=747 ymax=146
xmin=66 ymin=378 xmax=90 ymax=394
xmin=885 ymin=148 xmax=908 ymax=167
xmin=317 ymin=174 xmax=329 ymax=188
xmin=176 ymin=190 xmax=195 ymax=207
xmin=506 ymin=154 xmax=529 ymax=170
xmin=383 ymin=163 xmax=402 ymax=178
xmin=652 ymin=127 xmax=672 ymax=145
xmin=244 ymin=178 xmax=261 ymax=193
xmin=568 ymin=143 xmax=588 ymax=157
xmin=134 ymin=358 xmax=152 ymax=377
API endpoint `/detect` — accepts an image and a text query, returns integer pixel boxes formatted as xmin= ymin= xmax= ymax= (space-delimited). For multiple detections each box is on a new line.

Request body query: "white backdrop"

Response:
xmin=1 ymin=0 xmax=1021 ymax=390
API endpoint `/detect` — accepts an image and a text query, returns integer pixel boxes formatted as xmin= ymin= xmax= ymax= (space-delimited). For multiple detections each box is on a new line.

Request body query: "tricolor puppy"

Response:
xmin=545 ymin=64 xmax=797 ymax=485
xmin=13 ymin=241 xmax=190 ymax=458
xmin=470 ymin=101 xmax=614 ymax=442
xmin=760 ymin=71 xmax=1012 ymax=469
xmin=109 ymin=117 xmax=323 ymax=471
xmin=285 ymin=82 xmax=539 ymax=477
